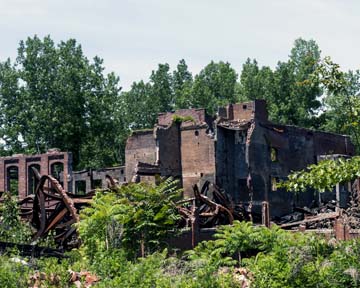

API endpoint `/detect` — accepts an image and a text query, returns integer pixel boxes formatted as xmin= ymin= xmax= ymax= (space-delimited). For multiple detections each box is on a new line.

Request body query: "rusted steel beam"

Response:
xmin=194 ymin=184 xmax=234 ymax=224
xmin=44 ymin=208 xmax=68 ymax=234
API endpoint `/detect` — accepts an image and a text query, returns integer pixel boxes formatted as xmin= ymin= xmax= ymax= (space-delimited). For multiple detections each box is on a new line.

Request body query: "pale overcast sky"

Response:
xmin=0 ymin=0 xmax=359 ymax=90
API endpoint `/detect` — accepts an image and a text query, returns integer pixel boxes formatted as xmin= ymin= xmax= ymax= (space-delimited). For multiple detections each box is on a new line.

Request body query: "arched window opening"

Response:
xmin=51 ymin=162 xmax=64 ymax=186
xmin=28 ymin=164 xmax=41 ymax=195
xmin=7 ymin=166 xmax=19 ymax=196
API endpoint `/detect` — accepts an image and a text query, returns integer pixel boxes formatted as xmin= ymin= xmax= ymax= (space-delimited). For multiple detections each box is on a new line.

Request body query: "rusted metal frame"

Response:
xmin=33 ymin=184 xmax=47 ymax=239
xmin=18 ymin=195 xmax=35 ymax=205
xmin=19 ymin=210 xmax=33 ymax=216
xmin=194 ymin=184 xmax=234 ymax=224
xmin=57 ymin=227 xmax=77 ymax=244
xmin=213 ymin=186 xmax=235 ymax=213
xmin=44 ymin=208 xmax=68 ymax=234
xmin=71 ymin=198 xmax=93 ymax=204
xmin=56 ymin=219 xmax=76 ymax=229
xmin=191 ymin=198 xmax=198 ymax=248
xmin=31 ymin=175 xmax=80 ymax=243
xmin=176 ymin=197 xmax=196 ymax=205
xmin=46 ymin=175 xmax=79 ymax=223
xmin=41 ymin=191 xmax=63 ymax=200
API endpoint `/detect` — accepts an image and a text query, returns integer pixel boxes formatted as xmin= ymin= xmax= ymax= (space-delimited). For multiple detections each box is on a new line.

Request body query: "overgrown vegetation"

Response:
xmin=0 ymin=193 xmax=32 ymax=243
xmin=1 ymin=35 xmax=360 ymax=287
xmin=172 ymin=115 xmax=195 ymax=124
xmin=2 ymin=181 xmax=360 ymax=287
xmin=279 ymin=157 xmax=360 ymax=193
xmin=77 ymin=178 xmax=181 ymax=260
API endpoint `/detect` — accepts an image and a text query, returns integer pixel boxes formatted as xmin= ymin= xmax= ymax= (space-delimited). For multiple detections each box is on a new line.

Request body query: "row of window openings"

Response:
xmin=6 ymin=162 xmax=64 ymax=196
xmin=75 ymin=179 xmax=103 ymax=195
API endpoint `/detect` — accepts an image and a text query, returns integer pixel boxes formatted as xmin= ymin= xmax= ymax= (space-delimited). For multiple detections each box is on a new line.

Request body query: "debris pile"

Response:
xmin=277 ymin=201 xmax=339 ymax=229
xmin=18 ymin=168 xmax=117 ymax=249
xmin=344 ymin=178 xmax=360 ymax=229
xmin=177 ymin=181 xmax=247 ymax=229
xmin=28 ymin=270 xmax=99 ymax=288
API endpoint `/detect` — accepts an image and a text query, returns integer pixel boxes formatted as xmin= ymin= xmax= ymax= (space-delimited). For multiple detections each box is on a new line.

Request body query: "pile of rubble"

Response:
xmin=28 ymin=270 xmax=99 ymax=288
xmin=277 ymin=201 xmax=339 ymax=229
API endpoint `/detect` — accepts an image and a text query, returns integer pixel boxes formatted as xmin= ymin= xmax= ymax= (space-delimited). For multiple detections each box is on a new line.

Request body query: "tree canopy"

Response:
xmin=0 ymin=36 xmax=358 ymax=170
xmin=0 ymin=36 xmax=124 ymax=169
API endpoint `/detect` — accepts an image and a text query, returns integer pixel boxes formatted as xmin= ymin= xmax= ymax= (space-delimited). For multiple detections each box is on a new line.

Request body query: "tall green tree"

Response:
xmin=238 ymin=58 xmax=274 ymax=102
xmin=121 ymin=63 xmax=174 ymax=131
xmin=149 ymin=63 xmax=173 ymax=113
xmin=268 ymin=38 xmax=322 ymax=127
xmin=121 ymin=80 xmax=154 ymax=130
xmin=316 ymin=57 xmax=360 ymax=150
xmin=191 ymin=61 xmax=238 ymax=115
xmin=172 ymin=59 xmax=193 ymax=109
xmin=0 ymin=35 xmax=123 ymax=169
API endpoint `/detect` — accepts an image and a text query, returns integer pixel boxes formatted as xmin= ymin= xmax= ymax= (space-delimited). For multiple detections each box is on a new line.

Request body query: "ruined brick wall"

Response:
xmin=247 ymin=122 xmax=355 ymax=218
xmin=216 ymin=126 xmax=249 ymax=204
xmin=125 ymin=130 xmax=157 ymax=182
xmin=247 ymin=123 xmax=318 ymax=217
xmin=219 ymin=100 xmax=268 ymax=122
xmin=180 ymin=124 xmax=215 ymax=198
xmin=314 ymin=131 xmax=355 ymax=156
xmin=216 ymin=103 xmax=355 ymax=219
xmin=72 ymin=166 xmax=126 ymax=193
xmin=157 ymin=108 xmax=206 ymax=126
xmin=156 ymin=124 xmax=182 ymax=178
xmin=0 ymin=151 xmax=72 ymax=199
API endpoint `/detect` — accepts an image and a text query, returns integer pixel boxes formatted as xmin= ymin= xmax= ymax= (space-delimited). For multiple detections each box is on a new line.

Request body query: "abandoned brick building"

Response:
xmin=0 ymin=100 xmax=355 ymax=220
xmin=126 ymin=100 xmax=355 ymax=218
xmin=0 ymin=149 xmax=126 ymax=199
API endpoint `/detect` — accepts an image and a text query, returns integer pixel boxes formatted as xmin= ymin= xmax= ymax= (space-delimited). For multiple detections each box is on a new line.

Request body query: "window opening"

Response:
xmin=270 ymin=147 xmax=278 ymax=162
xmin=7 ymin=166 xmax=19 ymax=196
xmin=28 ymin=164 xmax=40 ymax=195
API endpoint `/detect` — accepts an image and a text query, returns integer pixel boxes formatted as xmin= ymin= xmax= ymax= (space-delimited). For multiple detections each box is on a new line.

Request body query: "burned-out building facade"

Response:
xmin=126 ymin=100 xmax=355 ymax=219
xmin=125 ymin=108 xmax=215 ymax=197
xmin=0 ymin=100 xmax=355 ymax=221
xmin=0 ymin=149 xmax=126 ymax=199
xmin=216 ymin=100 xmax=354 ymax=218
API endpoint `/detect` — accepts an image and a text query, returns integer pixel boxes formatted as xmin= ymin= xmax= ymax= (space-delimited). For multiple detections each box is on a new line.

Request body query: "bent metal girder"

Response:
xmin=19 ymin=170 xmax=116 ymax=249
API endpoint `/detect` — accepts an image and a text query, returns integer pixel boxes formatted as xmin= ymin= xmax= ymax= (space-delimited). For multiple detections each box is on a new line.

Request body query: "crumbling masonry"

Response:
xmin=0 ymin=100 xmax=355 ymax=221
xmin=126 ymin=100 xmax=354 ymax=219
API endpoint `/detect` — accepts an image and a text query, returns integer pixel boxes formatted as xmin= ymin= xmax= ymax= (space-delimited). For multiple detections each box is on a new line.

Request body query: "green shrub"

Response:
xmin=0 ymin=255 xmax=32 ymax=288
xmin=0 ymin=193 xmax=32 ymax=243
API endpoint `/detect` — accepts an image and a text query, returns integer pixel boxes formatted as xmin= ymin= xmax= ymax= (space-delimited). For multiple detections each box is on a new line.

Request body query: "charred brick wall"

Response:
xmin=247 ymin=122 xmax=354 ymax=218
xmin=157 ymin=108 xmax=206 ymax=126
xmin=218 ymin=100 xmax=268 ymax=122
xmin=125 ymin=130 xmax=157 ymax=182
xmin=314 ymin=131 xmax=354 ymax=156
xmin=180 ymin=125 xmax=215 ymax=198
xmin=216 ymin=126 xmax=249 ymax=203
xmin=72 ymin=166 xmax=126 ymax=193
xmin=216 ymin=101 xmax=355 ymax=219
xmin=156 ymin=124 xmax=182 ymax=178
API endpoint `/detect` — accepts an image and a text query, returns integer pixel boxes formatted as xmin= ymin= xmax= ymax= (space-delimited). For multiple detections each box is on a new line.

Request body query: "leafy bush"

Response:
xmin=0 ymin=193 xmax=32 ymax=243
xmin=279 ymin=157 xmax=360 ymax=193
xmin=77 ymin=178 xmax=181 ymax=260
xmin=0 ymin=255 xmax=31 ymax=288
